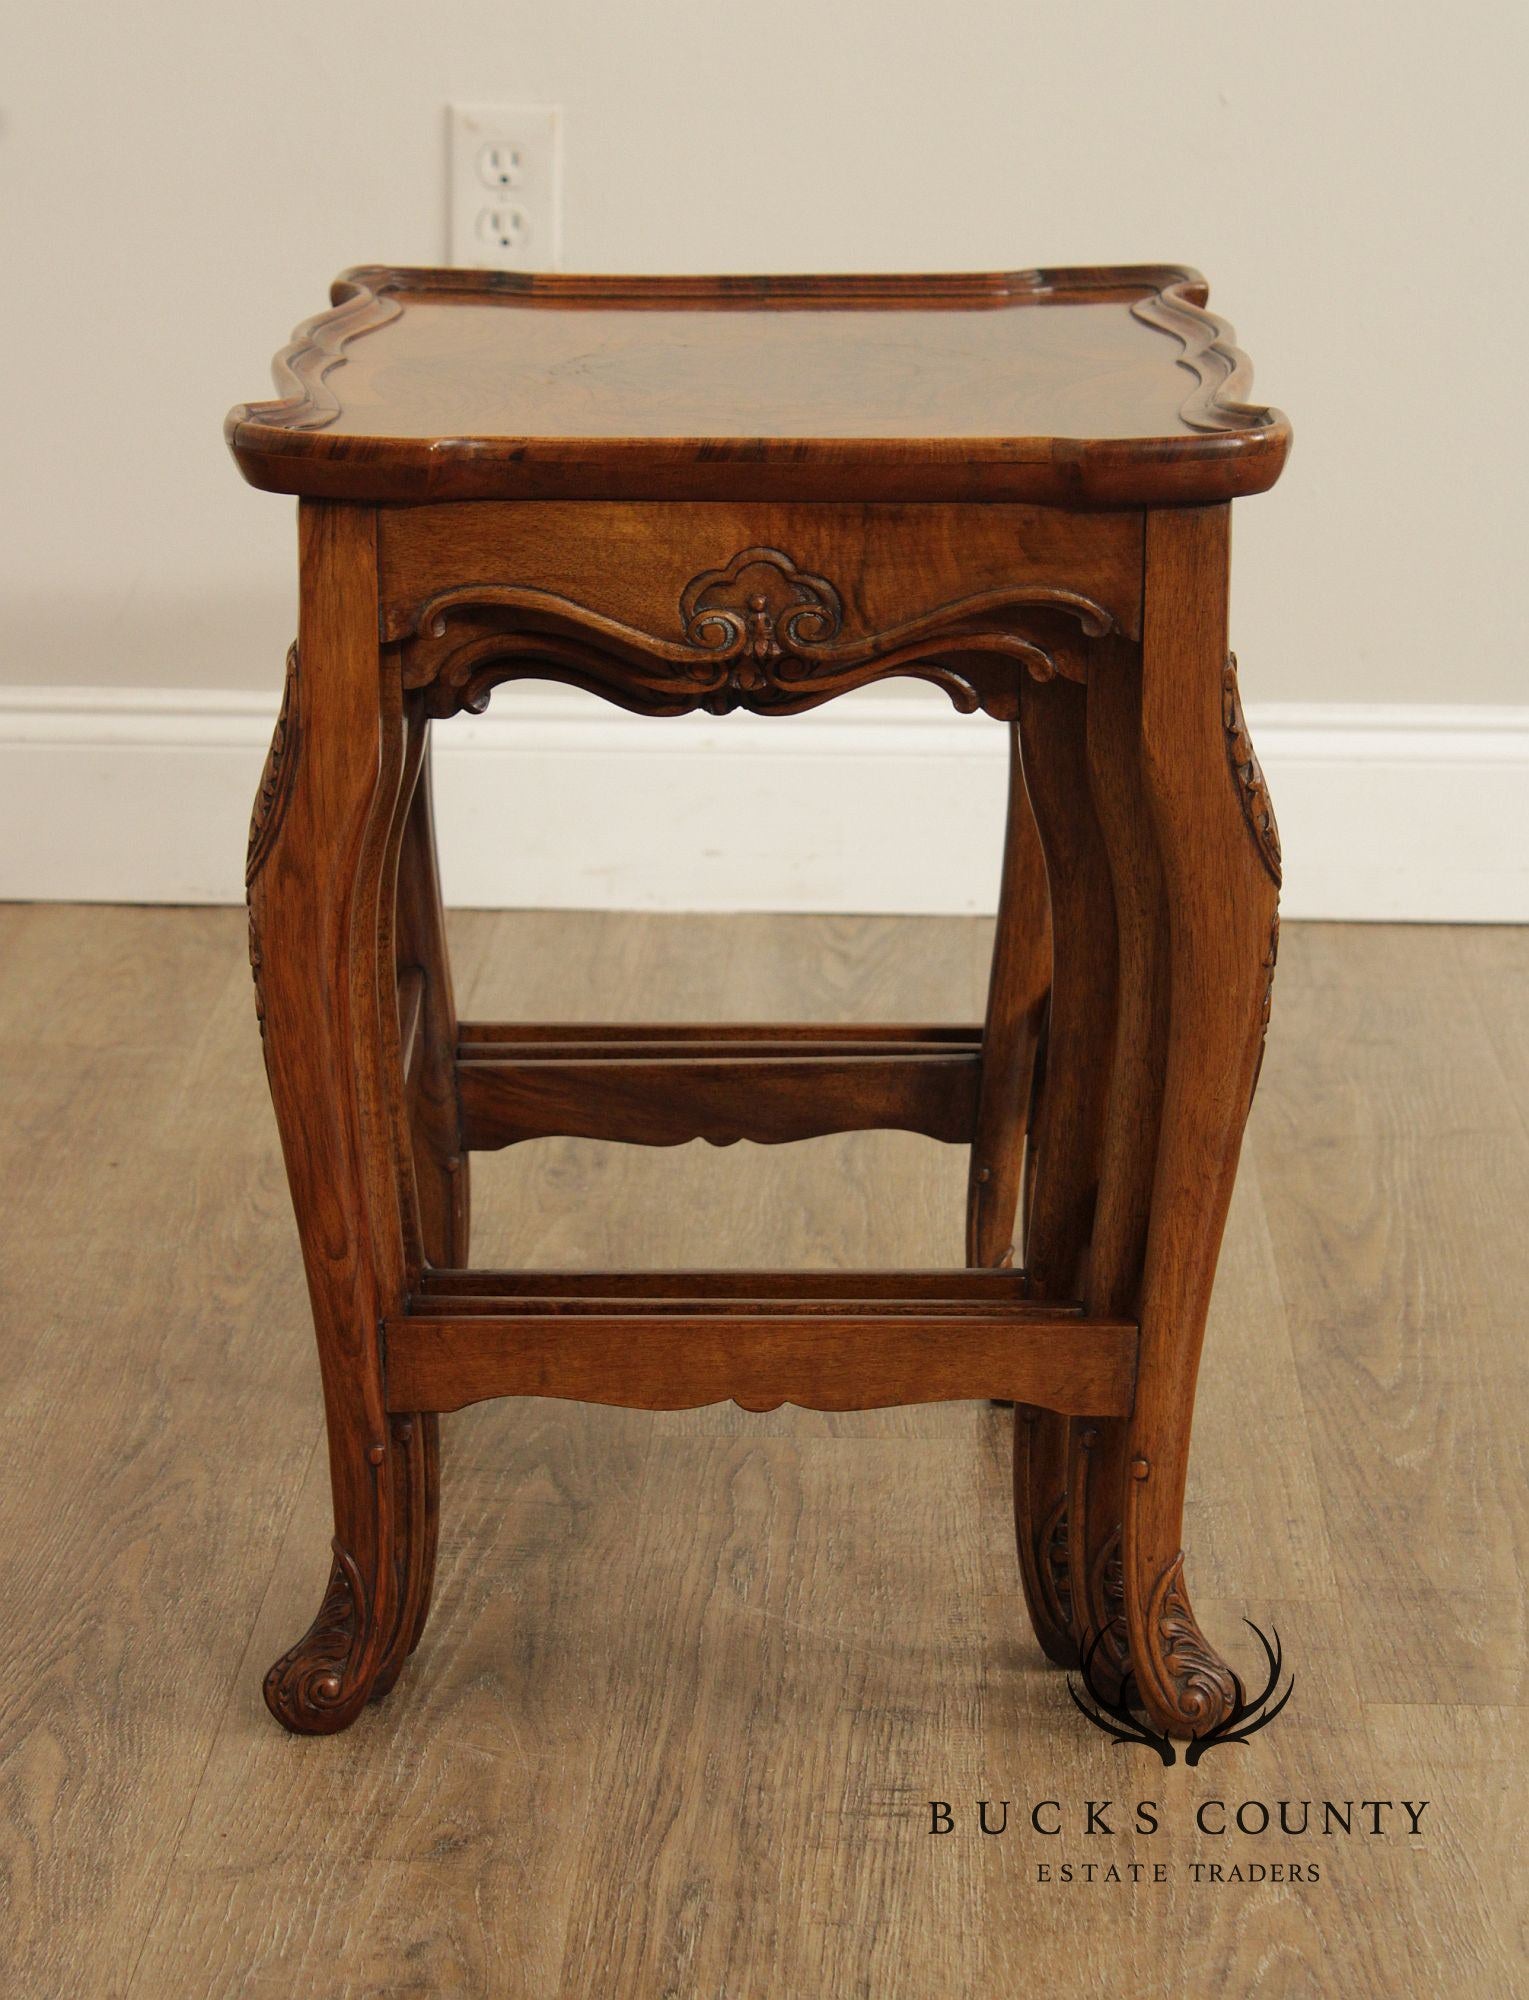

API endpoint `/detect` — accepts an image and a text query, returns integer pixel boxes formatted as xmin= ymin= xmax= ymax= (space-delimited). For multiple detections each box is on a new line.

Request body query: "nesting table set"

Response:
xmin=226 ymin=264 xmax=1289 ymax=1737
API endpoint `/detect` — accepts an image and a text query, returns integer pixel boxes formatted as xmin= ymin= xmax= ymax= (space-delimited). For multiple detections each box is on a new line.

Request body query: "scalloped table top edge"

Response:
xmin=225 ymin=264 xmax=1291 ymax=508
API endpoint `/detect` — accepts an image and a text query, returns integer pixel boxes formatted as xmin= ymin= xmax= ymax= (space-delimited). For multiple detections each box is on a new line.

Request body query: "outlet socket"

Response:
xmin=448 ymin=104 xmax=561 ymax=271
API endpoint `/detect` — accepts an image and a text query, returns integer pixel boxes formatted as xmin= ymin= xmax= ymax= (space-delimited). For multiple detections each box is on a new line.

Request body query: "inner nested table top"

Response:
xmin=227 ymin=265 xmax=1289 ymax=506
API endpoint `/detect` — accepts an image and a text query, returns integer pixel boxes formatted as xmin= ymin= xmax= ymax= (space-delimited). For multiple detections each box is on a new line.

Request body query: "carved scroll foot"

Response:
xmin=265 ymin=1413 xmax=436 ymax=1734
xmin=251 ymin=509 xmax=441 ymax=1736
xmin=1128 ymin=1552 xmax=1239 ymax=1738
xmin=263 ymin=1545 xmax=378 ymax=1735
xmin=1109 ymin=512 xmax=1281 ymax=1741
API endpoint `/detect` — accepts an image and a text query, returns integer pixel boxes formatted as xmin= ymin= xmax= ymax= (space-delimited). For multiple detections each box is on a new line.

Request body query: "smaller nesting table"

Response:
xmin=226 ymin=264 xmax=1290 ymax=1737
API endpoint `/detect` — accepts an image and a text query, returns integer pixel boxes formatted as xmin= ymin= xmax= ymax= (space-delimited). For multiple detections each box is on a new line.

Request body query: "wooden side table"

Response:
xmin=227 ymin=265 xmax=1290 ymax=1738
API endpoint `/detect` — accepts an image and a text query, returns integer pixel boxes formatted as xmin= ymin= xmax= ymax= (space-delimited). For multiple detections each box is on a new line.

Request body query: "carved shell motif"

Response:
xmin=398 ymin=549 xmax=1114 ymax=721
xmin=679 ymin=546 xmax=843 ymax=677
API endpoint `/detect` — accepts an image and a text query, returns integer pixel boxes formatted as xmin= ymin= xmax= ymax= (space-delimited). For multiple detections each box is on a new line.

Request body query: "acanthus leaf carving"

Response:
xmin=1089 ymin=1523 xmax=1132 ymax=1688
xmin=1039 ymin=1493 xmax=1074 ymax=1636
xmin=394 ymin=551 xmax=1114 ymax=722
xmin=247 ymin=643 xmax=301 ymax=885
xmin=1144 ymin=1551 xmax=1240 ymax=1736
xmin=1222 ymin=651 xmax=1282 ymax=1105
xmin=1221 ymin=652 xmax=1281 ymax=885
xmin=262 ymin=1540 xmax=369 ymax=1732
xmin=1249 ymin=908 xmax=1281 ymax=1110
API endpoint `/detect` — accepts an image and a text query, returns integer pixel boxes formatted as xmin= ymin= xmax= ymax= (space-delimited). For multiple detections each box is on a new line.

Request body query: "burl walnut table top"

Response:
xmin=226 ymin=265 xmax=1288 ymax=509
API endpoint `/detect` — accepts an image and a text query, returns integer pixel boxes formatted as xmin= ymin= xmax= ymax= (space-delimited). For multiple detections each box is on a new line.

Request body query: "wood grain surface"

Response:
xmin=382 ymin=1305 xmax=1137 ymax=1418
xmin=0 ymin=907 xmax=1521 ymax=1997
xmin=225 ymin=266 xmax=1290 ymax=506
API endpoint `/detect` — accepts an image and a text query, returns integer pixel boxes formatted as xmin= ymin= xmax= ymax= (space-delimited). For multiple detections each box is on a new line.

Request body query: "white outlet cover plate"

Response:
xmin=447 ymin=103 xmax=562 ymax=272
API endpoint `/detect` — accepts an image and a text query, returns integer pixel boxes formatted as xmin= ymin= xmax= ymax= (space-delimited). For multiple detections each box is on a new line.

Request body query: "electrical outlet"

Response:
xmin=448 ymin=104 xmax=561 ymax=271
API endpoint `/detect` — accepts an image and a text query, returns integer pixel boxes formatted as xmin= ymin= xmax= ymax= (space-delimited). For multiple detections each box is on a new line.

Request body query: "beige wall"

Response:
xmin=3 ymin=0 xmax=1525 ymax=705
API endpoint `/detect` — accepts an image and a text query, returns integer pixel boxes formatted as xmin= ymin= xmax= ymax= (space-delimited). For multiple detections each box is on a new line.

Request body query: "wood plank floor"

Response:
xmin=0 ymin=908 xmax=1523 ymax=1998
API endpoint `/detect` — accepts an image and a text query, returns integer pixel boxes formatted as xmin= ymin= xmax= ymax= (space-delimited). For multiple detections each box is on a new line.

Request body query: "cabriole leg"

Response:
xmin=1012 ymin=673 xmax=1119 ymax=1668
xmin=248 ymin=503 xmax=433 ymax=1733
xmin=967 ymin=722 xmax=1050 ymax=1270
xmin=1065 ymin=639 xmax=1171 ymax=1696
xmin=1120 ymin=508 xmax=1282 ymax=1737
xmin=388 ymin=707 xmax=465 ymax=1661
xmin=397 ymin=706 xmax=470 ymax=1269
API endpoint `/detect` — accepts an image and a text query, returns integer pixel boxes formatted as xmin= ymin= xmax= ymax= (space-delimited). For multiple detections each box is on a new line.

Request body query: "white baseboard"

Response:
xmin=1 ymin=686 xmax=1525 ymax=921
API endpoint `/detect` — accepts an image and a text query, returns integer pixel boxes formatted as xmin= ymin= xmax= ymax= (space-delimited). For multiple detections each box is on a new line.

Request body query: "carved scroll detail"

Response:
xmin=681 ymin=546 xmax=842 ymax=668
xmin=1221 ymin=653 xmax=1281 ymax=885
xmin=1249 ymin=909 xmax=1281 ymax=1110
xmin=395 ymin=558 xmax=1114 ymax=722
xmin=1224 ymin=650 xmax=1282 ymax=1103
xmin=1144 ymin=1551 xmax=1240 ymax=1734
xmin=248 ymin=644 xmax=301 ymax=884
xmin=1039 ymin=1494 xmax=1074 ymax=1635
xmin=1014 ymin=1407 xmax=1080 ymax=1667
xmin=246 ymin=645 xmax=302 ymax=1035
xmin=262 ymin=1542 xmax=368 ymax=1731
xmin=1089 ymin=1525 xmax=1131 ymax=1686
xmin=263 ymin=1422 xmax=436 ymax=1732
